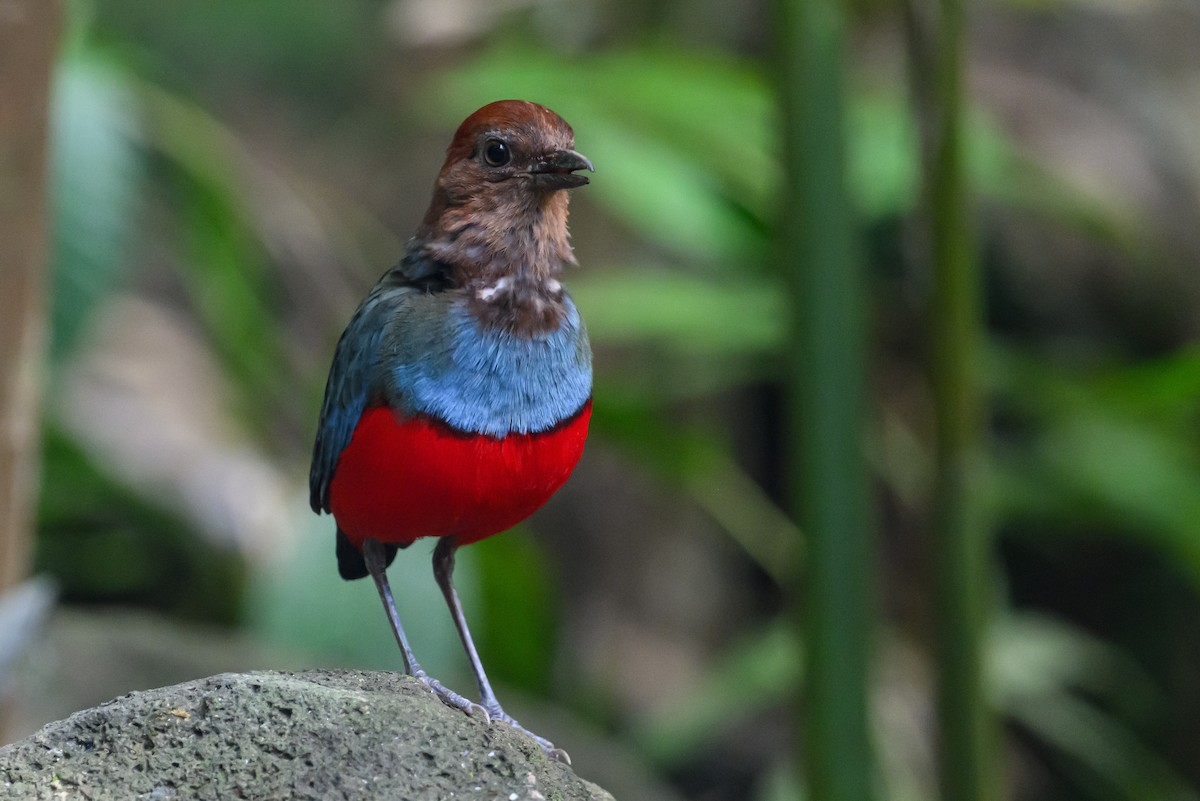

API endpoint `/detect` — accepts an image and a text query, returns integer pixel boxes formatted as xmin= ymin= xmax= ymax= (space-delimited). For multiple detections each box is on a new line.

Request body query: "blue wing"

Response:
xmin=309 ymin=249 xmax=448 ymax=514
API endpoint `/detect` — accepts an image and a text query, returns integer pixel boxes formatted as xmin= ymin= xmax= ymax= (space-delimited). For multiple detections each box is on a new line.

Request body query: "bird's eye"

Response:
xmin=482 ymin=138 xmax=511 ymax=167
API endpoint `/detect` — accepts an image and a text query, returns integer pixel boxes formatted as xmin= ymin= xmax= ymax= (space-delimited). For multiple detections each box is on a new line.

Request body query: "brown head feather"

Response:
xmin=412 ymin=100 xmax=590 ymax=336
xmin=442 ymin=100 xmax=576 ymax=167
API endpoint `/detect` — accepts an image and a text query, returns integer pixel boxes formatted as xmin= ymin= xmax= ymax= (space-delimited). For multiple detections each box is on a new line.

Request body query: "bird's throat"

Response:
xmin=424 ymin=188 xmax=576 ymax=336
xmin=467 ymin=273 xmax=568 ymax=335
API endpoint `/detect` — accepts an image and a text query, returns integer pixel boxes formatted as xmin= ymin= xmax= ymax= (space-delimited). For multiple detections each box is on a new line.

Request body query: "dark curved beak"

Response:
xmin=527 ymin=149 xmax=595 ymax=190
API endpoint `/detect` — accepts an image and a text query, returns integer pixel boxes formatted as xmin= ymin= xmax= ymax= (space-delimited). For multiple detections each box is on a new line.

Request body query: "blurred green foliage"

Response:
xmin=49 ymin=52 xmax=140 ymax=362
xmin=32 ymin=2 xmax=1200 ymax=800
xmin=36 ymin=427 xmax=244 ymax=623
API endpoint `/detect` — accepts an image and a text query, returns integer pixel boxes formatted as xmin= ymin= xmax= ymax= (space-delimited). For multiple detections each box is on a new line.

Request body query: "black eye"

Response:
xmin=482 ymin=138 xmax=511 ymax=167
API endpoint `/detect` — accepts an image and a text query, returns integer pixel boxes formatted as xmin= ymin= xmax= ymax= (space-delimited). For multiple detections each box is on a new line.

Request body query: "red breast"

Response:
xmin=329 ymin=402 xmax=591 ymax=548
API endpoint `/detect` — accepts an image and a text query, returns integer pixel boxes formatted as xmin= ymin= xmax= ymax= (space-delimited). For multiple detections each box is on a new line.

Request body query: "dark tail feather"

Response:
xmin=336 ymin=529 xmax=399 ymax=580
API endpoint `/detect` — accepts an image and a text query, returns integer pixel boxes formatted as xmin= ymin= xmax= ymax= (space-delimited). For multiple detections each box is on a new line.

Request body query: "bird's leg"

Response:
xmin=362 ymin=538 xmax=483 ymax=718
xmin=431 ymin=538 xmax=501 ymax=711
xmin=432 ymin=537 xmax=570 ymax=764
xmin=362 ymin=539 xmax=420 ymax=674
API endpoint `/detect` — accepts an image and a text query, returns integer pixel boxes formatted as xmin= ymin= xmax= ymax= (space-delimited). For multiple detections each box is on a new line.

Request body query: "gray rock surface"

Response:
xmin=0 ymin=669 xmax=615 ymax=800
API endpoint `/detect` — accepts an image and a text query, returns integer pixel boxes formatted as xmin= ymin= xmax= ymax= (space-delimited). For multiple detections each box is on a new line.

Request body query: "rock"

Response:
xmin=0 ymin=670 xmax=615 ymax=800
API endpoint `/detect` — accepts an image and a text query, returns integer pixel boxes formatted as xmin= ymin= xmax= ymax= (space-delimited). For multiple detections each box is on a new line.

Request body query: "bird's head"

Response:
xmin=418 ymin=100 xmax=593 ymax=282
xmin=441 ymin=99 xmax=594 ymax=194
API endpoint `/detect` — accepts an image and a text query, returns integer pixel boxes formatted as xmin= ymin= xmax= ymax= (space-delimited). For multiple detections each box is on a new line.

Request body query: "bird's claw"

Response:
xmin=547 ymin=746 xmax=572 ymax=765
xmin=467 ymin=701 xmax=492 ymax=722
xmin=411 ymin=674 xmax=567 ymax=762
xmin=487 ymin=706 xmax=571 ymax=764
xmin=415 ymin=673 xmax=489 ymax=720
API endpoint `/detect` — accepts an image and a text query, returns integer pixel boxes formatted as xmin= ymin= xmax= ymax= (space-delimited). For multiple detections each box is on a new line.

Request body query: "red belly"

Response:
xmin=329 ymin=402 xmax=591 ymax=548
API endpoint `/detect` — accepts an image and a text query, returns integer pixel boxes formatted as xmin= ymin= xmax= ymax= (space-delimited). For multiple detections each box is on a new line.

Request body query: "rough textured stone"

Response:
xmin=0 ymin=670 xmax=615 ymax=800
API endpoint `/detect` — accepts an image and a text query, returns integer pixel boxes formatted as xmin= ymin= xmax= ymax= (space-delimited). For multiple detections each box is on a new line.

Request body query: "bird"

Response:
xmin=309 ymin=100 xmax=593 ymax=762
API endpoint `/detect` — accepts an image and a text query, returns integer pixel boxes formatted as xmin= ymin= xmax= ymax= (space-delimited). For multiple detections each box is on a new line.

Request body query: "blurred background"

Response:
xmin=2 ymin=0 xmax=1200 ymax=799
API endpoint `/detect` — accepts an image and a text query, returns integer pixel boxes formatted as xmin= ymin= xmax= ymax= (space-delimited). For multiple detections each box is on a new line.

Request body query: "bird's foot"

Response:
xmin=486 ymin=703 xmax=571 ymax=765
xmin=412 ymin=671 xmax=490 ymax=721
xmin=413 ymin=677 xmax=568 ymax=762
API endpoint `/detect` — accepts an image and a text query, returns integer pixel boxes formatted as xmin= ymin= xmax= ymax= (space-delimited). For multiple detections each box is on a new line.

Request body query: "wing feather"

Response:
xmin=309 ymin=250 xmax=447 ymax=513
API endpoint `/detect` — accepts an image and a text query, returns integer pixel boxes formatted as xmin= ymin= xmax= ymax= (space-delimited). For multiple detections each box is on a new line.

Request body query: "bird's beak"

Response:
xmin=527 ymin=149 xmax=595 ymax=190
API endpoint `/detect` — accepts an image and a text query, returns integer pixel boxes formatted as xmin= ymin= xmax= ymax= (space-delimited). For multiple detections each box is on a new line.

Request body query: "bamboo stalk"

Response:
xmin=774 ymin=1 xmax=877 ymax=798
xmin=0 ymin=0 xmax=60 ymax=593
xmin=921 ymin=0 xmax=1001 ymax=796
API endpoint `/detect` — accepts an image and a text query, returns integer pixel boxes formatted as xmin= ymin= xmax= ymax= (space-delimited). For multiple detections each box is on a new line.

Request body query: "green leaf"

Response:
xmin=1091 ymin=346 xmax=1200 ymax=421
xmin=135 ymin=82 xmax=297 ymax=435
xmin=995 ymin=413 xmax=1200 ymax=582
xmin=572 ymin=267 xmax=785 ymax=355
xmin=848 ymin=95 xmax=920 ymax=218
xmin=50 ymin=54 xmax=142 ymax=361
xmin=996 ymin=617 xmax=1195 ymax=799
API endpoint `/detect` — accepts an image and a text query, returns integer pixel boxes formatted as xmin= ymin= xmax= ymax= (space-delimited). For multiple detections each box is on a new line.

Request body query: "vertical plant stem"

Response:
xmin=0 ymin=0 xmax=60 ymax=592
xmin=775 ymin=1 xmax=876 ymax=799
xmin=924 ymin=0 xmax=1000 ymax=797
